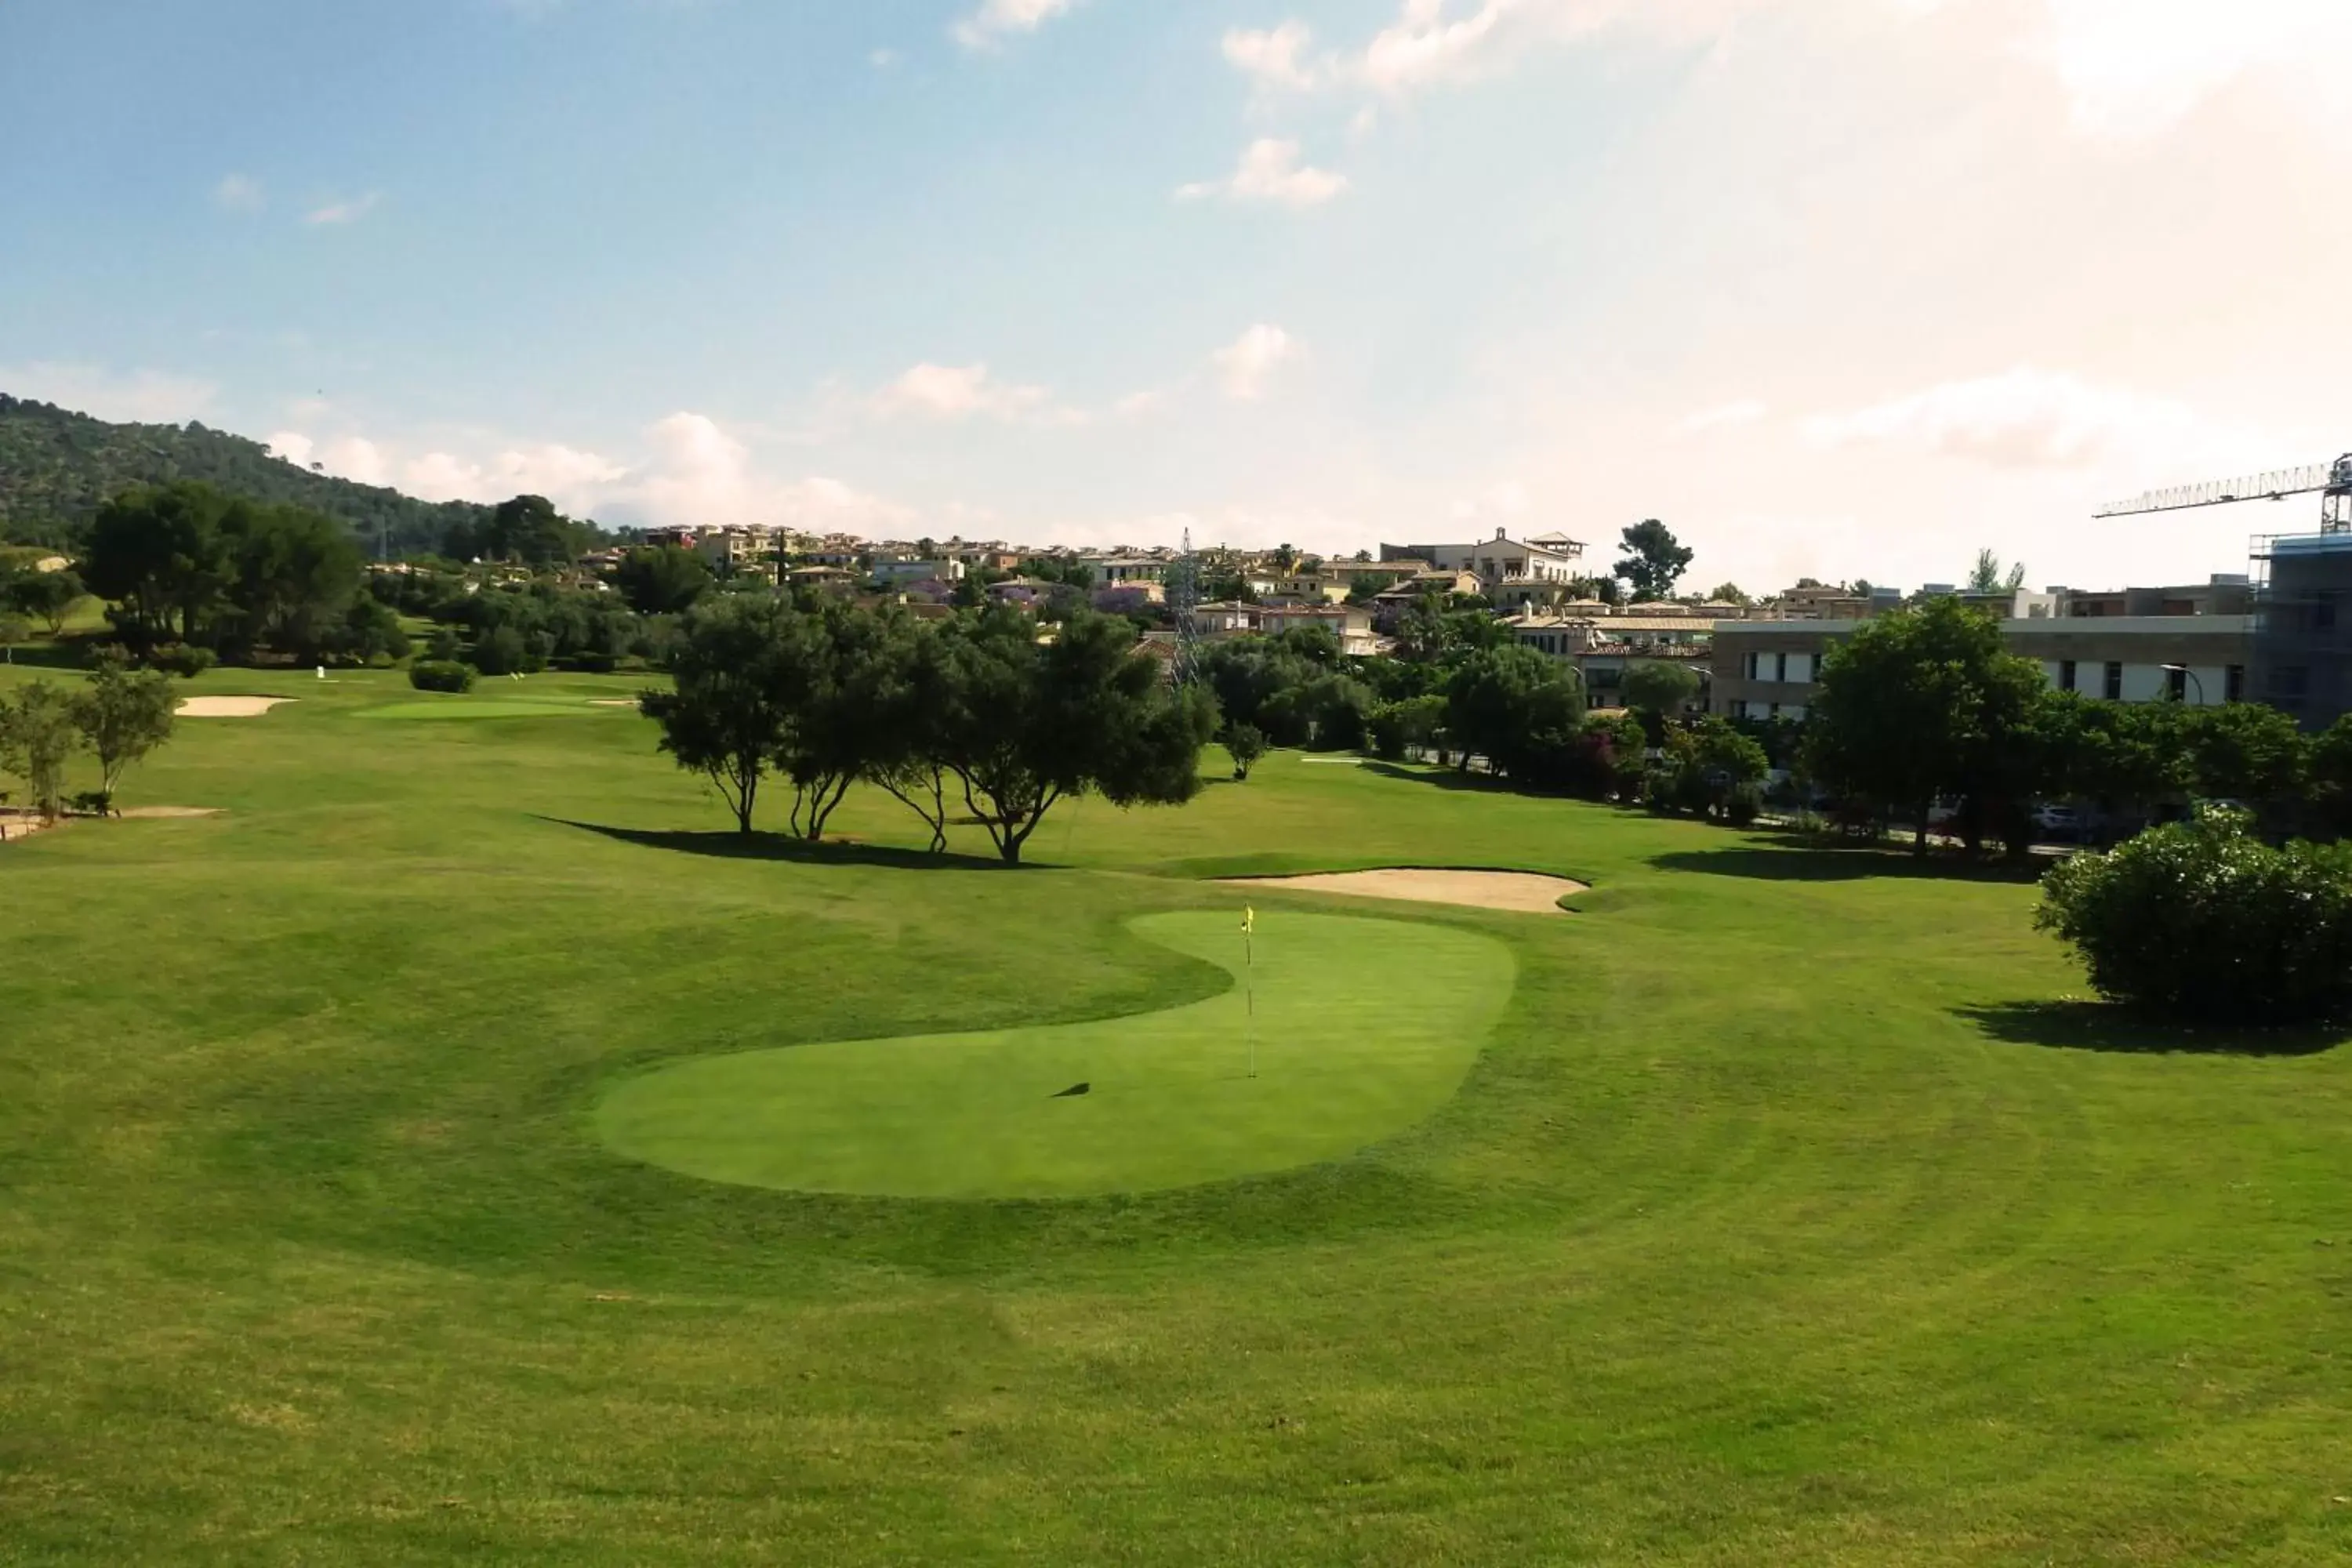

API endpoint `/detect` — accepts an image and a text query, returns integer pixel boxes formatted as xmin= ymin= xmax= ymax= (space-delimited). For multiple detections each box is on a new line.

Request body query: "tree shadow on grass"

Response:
xmin=1357 ymin=760 xmax=1516 ymax=793
xmin=1650 ymin=845 xmax=2046 ymax=884
xmin=1955 ymin=1000 xmax=2347 ymax=1058
xmin=541 ymin=818 xmax=1018 ymax=873
xmin=0 ymin=643 xmax=94 ymax=672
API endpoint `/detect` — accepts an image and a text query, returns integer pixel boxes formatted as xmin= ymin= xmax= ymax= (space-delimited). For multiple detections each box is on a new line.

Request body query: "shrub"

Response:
xmin=146 ymin=644 xmax=216 ymax=678
xmin=2035 ymin=808 xmax=2352 ymax=1024
xmin=1725 ymin=782 xmax=1762 ymax=828
xmin=409 ymin=659 xmax=477 ymax=694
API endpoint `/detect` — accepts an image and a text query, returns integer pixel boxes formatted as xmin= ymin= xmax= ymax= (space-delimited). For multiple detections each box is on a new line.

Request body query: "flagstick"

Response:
xmin=1245 ymin=929 xmax=1256 ymax=1080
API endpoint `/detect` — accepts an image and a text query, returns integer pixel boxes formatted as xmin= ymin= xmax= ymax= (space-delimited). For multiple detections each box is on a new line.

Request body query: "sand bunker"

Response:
xmin=1218 ymin=868 xmax=1586 ymax=916
xmin=177 ymin=696 xmax=293 ymax=718
xmin=119 ymin=806 xmax=223 ymax=819
xmin=589 ymin=699 xmax=641 ymax=709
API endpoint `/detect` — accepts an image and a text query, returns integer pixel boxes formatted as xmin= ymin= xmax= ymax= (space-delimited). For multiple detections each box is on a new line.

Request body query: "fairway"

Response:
xmin=355 ymin=698 xmax=630 ymax=720
xmin=5 ymin=665 xmax=2352 ymax=1566
xmin=597 ymin=910 xmax=1514 ymax=1198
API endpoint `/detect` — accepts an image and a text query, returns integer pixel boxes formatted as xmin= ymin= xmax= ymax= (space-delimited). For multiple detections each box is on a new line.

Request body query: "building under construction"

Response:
xmin=2252 ymin=532 xmax=2352 ymax=730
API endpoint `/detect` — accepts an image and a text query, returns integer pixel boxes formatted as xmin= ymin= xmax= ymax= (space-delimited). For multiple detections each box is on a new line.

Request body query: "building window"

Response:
xmin=1730 ymin=699 xmax=1749 ymax=719
xmin=2165 ymin=666 xmax=2187 ymax=702
xmin=2317 ymin=595 xmax=2338 ymax=631
xmin=2103 ymin=662 xmax=2124 ymax=701
xmin=2058 ymin=660 xmax=2077 ymax=692
xmin=1773 ymin=652 xmax=1788 ymax=682
xmin=2226 ymin=664 xmax=2245 ymax=702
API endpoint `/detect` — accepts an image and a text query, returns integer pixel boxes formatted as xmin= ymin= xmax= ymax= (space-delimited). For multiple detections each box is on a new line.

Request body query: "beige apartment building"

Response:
xmin=1711 ymin=583 xmax=2256 ymax=720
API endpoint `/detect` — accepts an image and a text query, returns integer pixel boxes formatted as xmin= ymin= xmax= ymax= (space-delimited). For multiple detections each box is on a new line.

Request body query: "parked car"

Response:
xmin=2031 ymin=802 xmax=2082 ymax=840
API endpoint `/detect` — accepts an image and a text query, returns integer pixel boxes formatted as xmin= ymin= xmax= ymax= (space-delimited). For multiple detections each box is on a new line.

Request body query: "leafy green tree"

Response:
xmin=0 ymin=613 xmax=27 ymax=662
xmin=0 ymin=680 xmax=82 ymax=819
xmin=1443 ymin=644 xmax=1587 ymax=785
xmin=2038 ymin=808 xmax=2352 ymax=1023
xmin=84 ymin=481 xmax=234 ymax=644
xmin=1705 ymin=583 xmax=1749 ymax=606
xmin=1613 ymin=519 xmax=1693 ymax=602
xmin=615 ymin=546 xmax=714 ymax=615
xmin=2180 ymin=702 xmax=2307 ymax=807
xmin=1622 ymin=660 xmax=1700 ymax=732
xmin=640 ymin=597 xmax=805 ymax=834
xmin=935 ymin=608 xmax=1217 ymax=864
xmin=9 ymin=568 xmax=85 ymax=637
xmin=862 ymin=616 xmax=961 ymax=851
xmin=72 ymin=653 xmax=176 ymax=804
xmin=1367 ymin=695 xmax=1446 ymax=761
xmin=220 ymin=501 xmax=365 ymax=657
xmin=1966 ymin=550 xmax=2027 ymax=595
xmin=1225 ymin=722 xmax=1269 ymax=779
xmin=1805 ymin=597 xmax=2045 ymax=855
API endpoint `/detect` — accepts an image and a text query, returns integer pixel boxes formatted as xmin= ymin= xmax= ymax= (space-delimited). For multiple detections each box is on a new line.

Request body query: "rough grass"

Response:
xmin=2 ymin=665 xmax=2350 ymax=1565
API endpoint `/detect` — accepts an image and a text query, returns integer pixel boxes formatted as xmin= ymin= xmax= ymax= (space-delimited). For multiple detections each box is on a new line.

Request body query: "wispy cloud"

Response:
xmin=303 ymin=192 xmax=383 ymax=227
xmin=1223 ymin=21 xmax=1322 ymax=90
xmin=0 ymin=361 xmax=219 ymax=424
xmin=953 ymin=0 xmax=1080 ymax=51
xmin=1177 ymin=140 xmax=1349 ymax=208
xmin=1213 ymin=325 xmax=1300 ymax=401
xmin=212 ymin=173 xmax=264 ymax=213
xmin=1803 ymin=367 xmax=2193 ymax=469
xmin=874 ymin=361 xmax=1070 ymax=423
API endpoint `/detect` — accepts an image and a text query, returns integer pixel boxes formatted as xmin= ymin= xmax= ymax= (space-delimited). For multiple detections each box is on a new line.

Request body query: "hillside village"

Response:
xmin=593 ymin=520 xmax=2307 ymax=730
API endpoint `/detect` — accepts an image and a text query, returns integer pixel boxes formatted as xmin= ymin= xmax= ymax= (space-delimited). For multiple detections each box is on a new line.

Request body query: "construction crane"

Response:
xmin=2097 ymin=453 xmax=2352 ymax=532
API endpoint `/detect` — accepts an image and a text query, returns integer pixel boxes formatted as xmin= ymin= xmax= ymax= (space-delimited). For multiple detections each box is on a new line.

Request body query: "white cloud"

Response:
xmin=2026 ymin=0 xmax=2352 ymax=139
xmin=1213 ymin=325 xmax=1301 ymax=401
xmin=874 ymin=362 xmax=1059 ymax=422
xmin=267 ymin=410 xmax=920 ymax=533
xmin=1223 ymin=21 xmax=1321 ymax=90
xmin=1682 ymin=398 xmax=1767 ymax=432
xmin=212 ymin=174 xmax=264 ymax=213
xmin=303 ymin=192 xmax=383 ymax=227
xmin=0 ymin=362 xmax=219 ymax=424
xmin=1359 ymin=0 xmax=1516 ymax=93
xmin=869 ymin=47 xmax=900 ymax=68
xmin=953 ymin=0 xmax=1079 ymax=50
xmin=1177 ymin=139 xmax=1350 ymax=207
xmin=1803 ymin=367 xmax=2207 ymax=469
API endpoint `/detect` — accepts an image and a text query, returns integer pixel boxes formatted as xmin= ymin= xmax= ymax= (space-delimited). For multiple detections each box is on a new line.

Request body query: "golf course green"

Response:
xmin=4 ymin=662 xmax=2350 ymax=1565
xmin=597 ymin=910 xmax=1514 ymax=1197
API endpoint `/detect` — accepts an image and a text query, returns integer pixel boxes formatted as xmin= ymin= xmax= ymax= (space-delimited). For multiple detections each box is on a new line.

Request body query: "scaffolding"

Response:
xmin=2250 ymin=531 xmax=2352 ymax=728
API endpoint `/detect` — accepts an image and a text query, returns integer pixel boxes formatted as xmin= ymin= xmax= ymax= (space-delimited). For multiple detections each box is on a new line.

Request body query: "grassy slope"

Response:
xmin=1 ymin=666 xmax=2349 ymax=1565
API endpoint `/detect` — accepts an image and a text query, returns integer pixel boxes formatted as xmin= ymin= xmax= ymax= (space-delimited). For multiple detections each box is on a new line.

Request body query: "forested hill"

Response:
xmin=0 ymin=393 xmax=487 ymax=555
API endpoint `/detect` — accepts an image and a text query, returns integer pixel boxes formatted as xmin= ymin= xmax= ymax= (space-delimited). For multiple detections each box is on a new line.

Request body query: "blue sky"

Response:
xmin=6 ymin=0 xmax=2352 ymax=591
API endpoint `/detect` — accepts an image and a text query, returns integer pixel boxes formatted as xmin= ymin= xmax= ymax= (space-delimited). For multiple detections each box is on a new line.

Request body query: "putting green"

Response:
xmin=595 ymin=909 xmax=1515 ymax=1199
xmin=355 ymin=700 xmax=621 ymax=720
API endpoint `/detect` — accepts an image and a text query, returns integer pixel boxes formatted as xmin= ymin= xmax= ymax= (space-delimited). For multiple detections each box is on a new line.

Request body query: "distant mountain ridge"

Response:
xmin=0 ymin=393 xmax=488 ymax=556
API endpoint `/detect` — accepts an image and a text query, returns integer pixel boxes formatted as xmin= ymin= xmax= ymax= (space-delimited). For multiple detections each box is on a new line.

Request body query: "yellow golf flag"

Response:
xmin=1242 ymin=906 xmax=1255 ymax=935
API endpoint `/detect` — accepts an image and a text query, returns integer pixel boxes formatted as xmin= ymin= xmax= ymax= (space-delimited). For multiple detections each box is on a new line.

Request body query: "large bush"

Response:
xmin=2036 ymin=808 xmax=2352 ymax=1024
xmin=409 ymin=659 xmax=477 ymax=694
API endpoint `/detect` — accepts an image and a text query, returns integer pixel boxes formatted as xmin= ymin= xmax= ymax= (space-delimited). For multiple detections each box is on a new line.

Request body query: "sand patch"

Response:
xmin=119 ymin=806 xmax=223 ymax=820
xmin=177 ymin=696 xmax=293 ymax=718
xmin=1218 ymin=867 xmax=1586 ymax=916
xmin=0 ymin=812 xmax=56 ymax=844
xmin=589 ymin=699 xmax=641 ymax=709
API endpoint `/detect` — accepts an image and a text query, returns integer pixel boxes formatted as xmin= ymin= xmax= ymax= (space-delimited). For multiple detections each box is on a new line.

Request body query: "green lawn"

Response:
xmin=3 ymin=664 xmax=2350 ymax=1564
xmin=598 ymin=909 xmax=1514 ymax=1199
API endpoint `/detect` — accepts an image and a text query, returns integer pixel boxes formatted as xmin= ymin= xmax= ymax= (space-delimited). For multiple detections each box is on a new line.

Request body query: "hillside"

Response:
xmin=0 ymin=393 xmax=488 ymax=556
